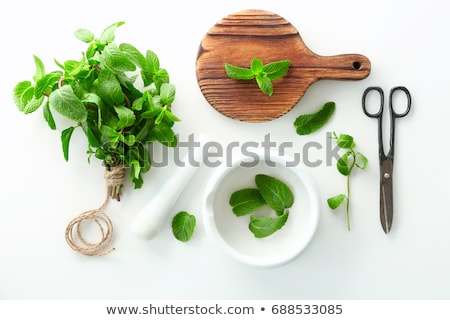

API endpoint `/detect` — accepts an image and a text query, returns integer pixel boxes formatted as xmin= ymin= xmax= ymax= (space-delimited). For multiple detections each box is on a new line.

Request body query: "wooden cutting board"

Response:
xmin=196 ymin=9 xmax=371 ymax=122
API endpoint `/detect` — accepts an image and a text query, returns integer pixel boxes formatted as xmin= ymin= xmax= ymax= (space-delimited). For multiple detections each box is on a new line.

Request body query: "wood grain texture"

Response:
xmin=196 ymin=9 xmax=371 ymax=122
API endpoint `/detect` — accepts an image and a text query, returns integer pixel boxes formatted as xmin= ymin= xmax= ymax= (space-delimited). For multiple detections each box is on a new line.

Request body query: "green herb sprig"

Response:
xmin=327 ymin=132 xmax=368 ymax=231
xmin=13 ymin=21 xmax=180 ymax=200
xmin=229 ymin=174 xmax=294 ymax=238
xmin=224 ymin=58 xmax=290 ymax=96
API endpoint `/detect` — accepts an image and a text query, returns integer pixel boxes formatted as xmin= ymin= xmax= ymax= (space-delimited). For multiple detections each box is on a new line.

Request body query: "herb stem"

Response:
xmin=58 ymin=76 xmax=64 ymax=89
xmin=346 ymin=149 xmax=356 ymax=231
xmin=346 ymin=174 xmax=351 ymax=231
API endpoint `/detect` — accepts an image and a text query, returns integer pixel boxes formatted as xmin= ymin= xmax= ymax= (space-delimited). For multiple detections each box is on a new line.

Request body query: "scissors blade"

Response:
xmin=380 ymin=160 xmax=394 ymax=233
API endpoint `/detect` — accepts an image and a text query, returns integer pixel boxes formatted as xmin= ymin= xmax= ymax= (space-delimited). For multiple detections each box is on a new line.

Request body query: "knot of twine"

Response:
xmin=65 ymin=166 xmax=125 ymax=257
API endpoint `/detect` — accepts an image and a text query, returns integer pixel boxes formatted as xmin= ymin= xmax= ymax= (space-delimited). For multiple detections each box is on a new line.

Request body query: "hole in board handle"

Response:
xmin=352 ymin=61 xmax=362 ymax=70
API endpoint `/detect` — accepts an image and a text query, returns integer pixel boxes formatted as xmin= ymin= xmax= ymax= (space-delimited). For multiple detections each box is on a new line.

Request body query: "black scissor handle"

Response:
xmin=362 ymin=86 xmax=384 ymax=118
xmin=389 ymin=86 xmax=412 ymax=118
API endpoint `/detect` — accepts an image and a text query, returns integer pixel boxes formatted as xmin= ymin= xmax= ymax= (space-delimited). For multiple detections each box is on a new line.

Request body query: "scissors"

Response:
xmin=362 ymin=86 xmax=411 ymax=233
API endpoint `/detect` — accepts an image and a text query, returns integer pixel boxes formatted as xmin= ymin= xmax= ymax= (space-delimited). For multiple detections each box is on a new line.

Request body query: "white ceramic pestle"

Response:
xmin=131 ymin=134 xmax=208 ymax=239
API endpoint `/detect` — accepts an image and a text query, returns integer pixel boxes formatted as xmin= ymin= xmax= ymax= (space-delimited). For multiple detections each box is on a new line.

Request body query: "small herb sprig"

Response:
xmin=12 ymin=21 xmax=180 ymax=200
xmin=229 ymin=174 xmax=294 ymax=238
xmin=224 ymin=58 xmax=290 ymax=96
xmin=327 ymin=132 xmax=368 ymax=231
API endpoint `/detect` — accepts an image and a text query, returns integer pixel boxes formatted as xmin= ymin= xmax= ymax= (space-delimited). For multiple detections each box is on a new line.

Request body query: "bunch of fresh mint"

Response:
xmin=12 ymin=22 xmax=179 ymax=200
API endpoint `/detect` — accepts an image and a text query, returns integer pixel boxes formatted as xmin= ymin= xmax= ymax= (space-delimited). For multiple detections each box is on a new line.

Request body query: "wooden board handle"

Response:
xmin=300 ymin=53 xmax=371 ymax=80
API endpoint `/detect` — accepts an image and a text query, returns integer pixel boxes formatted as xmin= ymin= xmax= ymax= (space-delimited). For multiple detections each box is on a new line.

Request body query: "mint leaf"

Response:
xmin=35 ymin=72 xmax=62 ymax=99
xmin=255 ymin=174 xmax=294 ymax=215
xmin=13 ymin=81 xmax=44 ymax=114
xmin=33 ymin=55 xmax=45 ymax=82
xmin=49 ymin=85 xmax=87 ymax=122
xmin=61 ymin=126 xmax=76 ymax=161
xmin=262 ymin=59 xmax=290 ymax=80
xmin=114 ymin=105 xmax=135 ymax=128
xmin=160 ymin=83 xmax=176 ymax=105
xmin=93 ymin=69 xmax=125 ymax=105
xmin=229 ymin=188 xmax=266 ymax=216
xmin=327 ymin=194 xmax=346 ymax=209
xmin=250 ymin=58 xmax=263 ymax=74
xmin=100 ymin=43 xmax=136 ymax=73
xmin=74 ymin=28 xmax=94 ymax=43
xmin=100 ymin=125 xmax=122 ymax=148
xmin=146 ymin=50 xmax=160 ymax=74
xmin=249 ymin=211 xmax=289 ymax=238
xmin=294 ymin=101 xmax=336 ymax=135
xmin=13 ymin=81 xmax=34 ymax=112
xmin=355 ymin=152 xmax=368 ymax=169
xmin=99 ymin=21 xmax=125 ymax=44
xmin=256 ymin=74 xmax=273 ymax=96
xmin=336 ymin=151 xmax=353 ymax=176
xmin=153 ymin=68 xmax=170 ymax=91
xmin=172 ymin=211 xmax=196 ymax=242
xmin=150 ymin=122 xmax=177 ymax=147
xmin=224 ymin=63 xmax=255 ymax=80
xmin=43 ymin=101 xmax=56 ymax=130
xmin=336 ymin=133 xmax=355 ymax=149
xmin=119 ymin=43 xmax=147 ymax=69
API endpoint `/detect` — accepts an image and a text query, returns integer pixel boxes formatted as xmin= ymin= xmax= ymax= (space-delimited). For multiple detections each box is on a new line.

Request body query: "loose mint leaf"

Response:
xmin=43 ymin=101 xmax=56 ymax=130
xmin=327 ymin=194 xmax=346 ymax=209
xmin=255 ymin=174 xmax=294 ymax=215
xmin=93 ymin=69 xmax=125 ymax=105
xmin=249 ymin=211 xmax=289 ymax=238
xmin=74 ymin=28 xmax=94 ymax=43
xmin=33 ymin=55 xmax=45 ymax=82
xmin=256 ymin=75 xmax=273 ymax=96
xmin=294 ymin=101 xmax=336 ymax=135
xmin=262 ymin=59 xmax=290 ymax=80
xmin=336 ymin=133 xmax=355 ymax=149
xmin=172 ymin=211 xmax=196 ymax=242
xmin=224 ymin=63 xmax=255 ymax=80
xmin=160 ymin=83 xmax=176 ymax=105
xmin=114 ymin=105 xmax=135 ymax=128
xmin=49 ymin=85 xmax=87 ymax=122
xmin=61 ymin=126 xmax=76 ymax=161
xmin=229 ymin=188 xmax=266 ymax=216
xmin=250 ymin=58 xmax=263 ymax=74
xmin=99 ymin=21 xmax=125 ymax=44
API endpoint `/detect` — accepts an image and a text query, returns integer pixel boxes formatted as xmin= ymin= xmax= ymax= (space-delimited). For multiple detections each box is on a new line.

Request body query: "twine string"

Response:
xmin=65 ymin=166 xmax=125 ymax=257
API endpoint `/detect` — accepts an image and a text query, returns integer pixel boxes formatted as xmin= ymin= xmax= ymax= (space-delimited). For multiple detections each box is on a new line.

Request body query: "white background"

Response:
xmin=1 ymin=0 xmax=449 ymax=300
